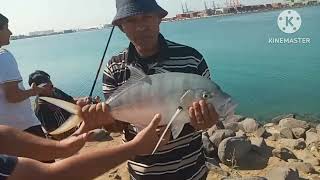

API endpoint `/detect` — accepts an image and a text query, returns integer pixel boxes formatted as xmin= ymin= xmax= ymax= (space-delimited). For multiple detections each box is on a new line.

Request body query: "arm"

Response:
xmin=2 ymin=81 xmax=45 ymax=103
xmin=9 ymin=114 xmax=164 ymax=180
xmin=0 ymin=125 xmax=86 ymax=161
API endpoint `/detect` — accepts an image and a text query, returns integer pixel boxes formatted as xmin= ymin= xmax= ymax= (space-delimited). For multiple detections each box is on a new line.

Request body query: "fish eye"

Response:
xmin=202 ymin=93 xmax=209 ymax=99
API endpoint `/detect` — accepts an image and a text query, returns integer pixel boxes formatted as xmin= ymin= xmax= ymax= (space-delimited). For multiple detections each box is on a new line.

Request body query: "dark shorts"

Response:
xmin=24 ymin=125 xmax=46 ymax=138
xmin=0 ymin=155 xmax=18 ymax=180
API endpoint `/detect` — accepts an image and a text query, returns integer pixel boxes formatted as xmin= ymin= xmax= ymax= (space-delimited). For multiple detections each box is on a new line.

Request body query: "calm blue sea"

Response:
xmin=7 ymin=6 xmax=320 ymax=122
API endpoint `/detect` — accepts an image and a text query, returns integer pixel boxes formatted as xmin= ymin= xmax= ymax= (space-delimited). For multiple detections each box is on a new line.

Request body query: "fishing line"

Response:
xmin=89 ymin=26 xmax=115 ymax=99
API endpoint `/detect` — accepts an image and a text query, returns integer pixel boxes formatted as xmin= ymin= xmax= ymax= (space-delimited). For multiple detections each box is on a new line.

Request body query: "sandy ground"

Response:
xmin=79 ymin=133 xmax=320 ymax=180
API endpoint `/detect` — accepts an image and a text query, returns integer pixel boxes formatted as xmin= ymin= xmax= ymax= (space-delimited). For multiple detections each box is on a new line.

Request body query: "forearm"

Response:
xmin=0 ymin=126 xmax=63 ymax=160
xmin=9 ymin=142 xmax=136 ymax=180
xmin=49 ymin=142 xmax=136 ymax=180
xmin=5 ymin=88 xmax=34 ymax=103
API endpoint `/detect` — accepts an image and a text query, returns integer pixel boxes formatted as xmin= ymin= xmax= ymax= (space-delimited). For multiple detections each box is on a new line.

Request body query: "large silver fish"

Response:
xmin=40 ymin=66 xmax=237 ymax=152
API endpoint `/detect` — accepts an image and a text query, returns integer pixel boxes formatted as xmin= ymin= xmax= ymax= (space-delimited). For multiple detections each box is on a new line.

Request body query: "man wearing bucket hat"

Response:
xmin=102 ymin=0 xmax=218 ymax=179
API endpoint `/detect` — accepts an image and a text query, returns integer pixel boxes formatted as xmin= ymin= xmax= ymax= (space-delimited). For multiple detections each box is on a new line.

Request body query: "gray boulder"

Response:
xmin=239 ymin=118 xmax=260 ymax=133
xmin=202 ymin=132 xmax=216 ymax=157
xmin=279 ymin=118 xmax=310 ymax=130
xmin=271 ymin=114 xmax=296 ymax=124
xmin=288 ymin=162 xmax=316 ymax=174
xmin=280 ymin=127 xmax=294 ymax=139
xmin=291 ymin=128 xmax=306 ymax=139
xmin=310 ymin=174 xmax=320 ymax=180
xmin=306 ymin=131 xmax=320 ymax=146
xmin=296 ymin=151 xmax=320 ymax=166
xmin=250 ymin=137 xmax=267 ymax=155
xmin=254 ymin=127 xmax=266 ymax=138
xmin=218 ymin=137 xmax=252 ymax=166
xmin=268 ymin=133 xmax=281 ymax=141
xmin=317 ymin=124 xmax=320 ymax=134
xmin=209 ymin=129 xmax=236 ymax=147
xmin=224 ymin=122 xmax=240 ymax=132
xmin=272 ymin=148 xmax=297 ymax=161
xmin=279 ymin=138 xmax=306 ymax=150
xmin=266 ymin=167 xmax=299 ymax=180
xmin=235 ymin=130 xmax=246 ymax=137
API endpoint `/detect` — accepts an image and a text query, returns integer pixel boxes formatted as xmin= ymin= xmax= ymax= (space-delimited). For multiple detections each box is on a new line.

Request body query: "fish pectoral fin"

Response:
xmin=152 ymin=107 xmax=184 ymax=155
xmin=106 ymin=65 xmax=152 ymax=104
xmin=180 ymin=90 xmax=198 ymax=109
xmin=39 ymin=97 xmax=80 ymax=115
xmin=49 ymin=115 xmax=83 ymax=135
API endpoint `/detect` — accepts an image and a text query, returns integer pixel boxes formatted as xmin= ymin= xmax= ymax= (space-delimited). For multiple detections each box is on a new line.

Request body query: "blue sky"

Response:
xmin=1 ymin=0 xmax=282 ymax=35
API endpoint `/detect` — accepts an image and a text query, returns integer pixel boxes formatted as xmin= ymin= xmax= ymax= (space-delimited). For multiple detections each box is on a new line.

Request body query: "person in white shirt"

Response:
xmin=0 ymin=13 xmax=48 ymax=137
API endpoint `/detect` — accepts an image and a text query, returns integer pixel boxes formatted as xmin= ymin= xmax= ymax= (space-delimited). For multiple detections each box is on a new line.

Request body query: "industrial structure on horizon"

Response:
xmin=164 ymin=0 xmax=319 ymax=21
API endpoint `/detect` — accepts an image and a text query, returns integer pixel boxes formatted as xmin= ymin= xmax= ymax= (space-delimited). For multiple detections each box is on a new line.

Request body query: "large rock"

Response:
xmin=291 ymin=128 xmax=306 ymax=139
xmin=224 ymin=122 xmax=240 ymax=132
xmin=236 ymin=130 xmax=246 ymax=137
xmin=288 ymin=162 xmax=316 ymax=174
xmin=264 ymin=123 xmax=275 ymax=128
xmin=272 ymin=148 xmax=297 ymax=161
xmin=279 ymin=138 xmax=306 ymax=150
xmin=225 ymin=114 xmax=246 ymax=123
xmin=311 ymin=174 xmax=320 ymax=180
xmin=239 ymin=118 xmax=260 ymax=133
xmin=279 ymin=118 xmax=310 ymax=130
xmin=306 ymin=131 xmax=320 ymax=146
xmin=266 ymin=167 xmax=299 ymax=180
xmin=254 ymin=127 xmax=266 ymax=138
xmin=280 ymin=127 xmax=294 ymax=139
xmin=250 ymin=137 xmax=267 ymax=155
xmin=296 ymin=151 xmax=320 ymax=166
xmin=218 ymin=137 xmax=252 ymax=166
xmin=271 ymin=114 xmax=296 ymax=124
xmin=202 ymin=132 xmax=216 ymax=157
xmin=268 ymin=133 xmax=281 ymax=141
xmin=209 ymin=129 xmax=236 ymax=147
xmin=317 ymin=124 xmax=320 ymax=134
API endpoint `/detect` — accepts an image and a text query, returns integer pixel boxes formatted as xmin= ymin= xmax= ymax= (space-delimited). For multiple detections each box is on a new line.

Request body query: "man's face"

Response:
xmin=119 ymin=14 xmax=161 ymax=50
xmin=0 ymin=24 xmax=12 ymax=46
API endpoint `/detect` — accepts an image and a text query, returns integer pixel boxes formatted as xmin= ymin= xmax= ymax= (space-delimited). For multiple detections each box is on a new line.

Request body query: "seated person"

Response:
xmin=28 ymin=70 xmax=98 ymax=139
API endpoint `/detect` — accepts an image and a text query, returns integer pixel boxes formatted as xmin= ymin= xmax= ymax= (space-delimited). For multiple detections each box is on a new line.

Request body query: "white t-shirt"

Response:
xmin=0 ymin=48 xmax=40 ymax=130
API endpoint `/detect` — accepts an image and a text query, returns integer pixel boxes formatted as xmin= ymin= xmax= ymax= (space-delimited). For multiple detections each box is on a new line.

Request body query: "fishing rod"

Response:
xmin=88 ymin=26 xmax=115 ymax=100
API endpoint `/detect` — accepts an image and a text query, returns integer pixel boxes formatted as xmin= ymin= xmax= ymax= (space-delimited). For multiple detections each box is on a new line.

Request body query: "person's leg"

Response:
xmin=24 ymin=125 xmax=55 ymax=163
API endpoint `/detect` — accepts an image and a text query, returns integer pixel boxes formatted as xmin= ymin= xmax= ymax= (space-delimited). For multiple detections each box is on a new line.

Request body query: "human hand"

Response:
xmin=56 ymin=133 xmax=88 ymax=158
xmin=129 ymin=114 xmax=170 ymax=155
xmin=79 ymin=102 xmax=115 ymax=131
xmin=30 ymin=83 xmax=50 ymax=96
xmin=189 ymin=100 xmax=219 ymax=130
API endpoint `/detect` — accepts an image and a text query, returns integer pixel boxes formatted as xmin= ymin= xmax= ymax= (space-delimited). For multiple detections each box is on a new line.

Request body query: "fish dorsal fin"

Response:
xmin=106 ymin=65 xmax=152 ymax=104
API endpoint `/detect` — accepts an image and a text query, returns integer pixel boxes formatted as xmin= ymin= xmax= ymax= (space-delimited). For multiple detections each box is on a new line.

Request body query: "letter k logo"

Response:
xmin=286 ymin=16 xmax=294 ymax=27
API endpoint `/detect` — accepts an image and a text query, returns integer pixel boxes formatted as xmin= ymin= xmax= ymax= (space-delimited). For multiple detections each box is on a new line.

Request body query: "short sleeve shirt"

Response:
xmin=0 ymin=49 xmax=40 ymax=130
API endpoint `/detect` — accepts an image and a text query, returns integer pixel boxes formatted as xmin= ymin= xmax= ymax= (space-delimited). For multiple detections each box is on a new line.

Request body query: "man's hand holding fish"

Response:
xmin=189 ymin=100 xmax=219 ymax=131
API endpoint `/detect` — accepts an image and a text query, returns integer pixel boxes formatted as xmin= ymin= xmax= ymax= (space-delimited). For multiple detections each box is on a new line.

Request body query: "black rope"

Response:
xmin=89 ymin=26 xmax=115 ymax=98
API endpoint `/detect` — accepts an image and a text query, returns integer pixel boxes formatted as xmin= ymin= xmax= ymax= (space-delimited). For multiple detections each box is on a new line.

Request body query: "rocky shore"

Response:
xmin=202 ymin=114 xmax=320 ymax=180
xmin=80 ymin=114 xmax=320 ymax=180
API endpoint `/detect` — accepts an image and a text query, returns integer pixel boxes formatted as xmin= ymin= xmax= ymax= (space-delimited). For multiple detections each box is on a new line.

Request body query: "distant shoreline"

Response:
xmin=10 ymin=4 xmax=320 ymax=41
xmin=162 ymin=4 xmax=320 ymax=24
